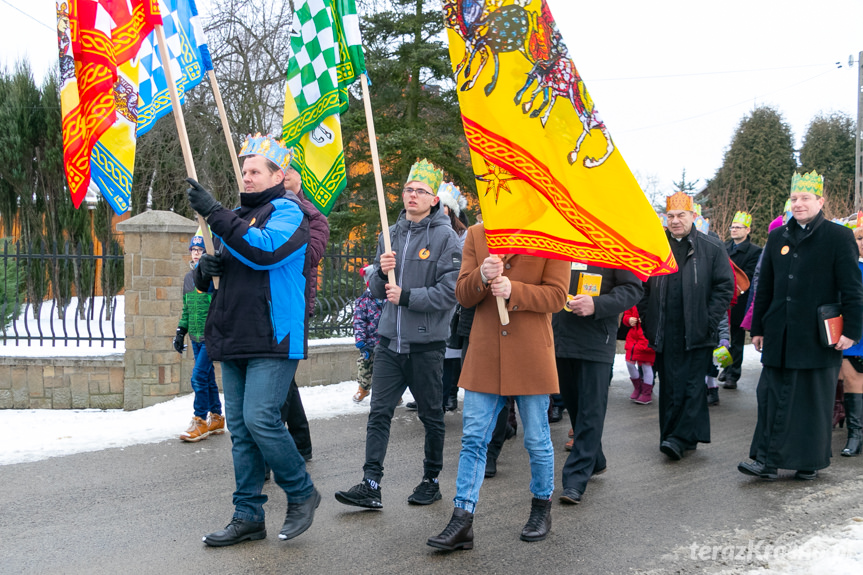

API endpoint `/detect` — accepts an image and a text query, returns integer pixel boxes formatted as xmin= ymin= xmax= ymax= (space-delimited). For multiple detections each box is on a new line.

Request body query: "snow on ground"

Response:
xmin=1 ymin=343 xmax=861 ymax=571
xmin=0 ymin=346 xmax=765 ymax=466
xmin=0 ymin=380 xmax=418 ymax=466
xmin=718 ymin=518 xmax=863 ymax=575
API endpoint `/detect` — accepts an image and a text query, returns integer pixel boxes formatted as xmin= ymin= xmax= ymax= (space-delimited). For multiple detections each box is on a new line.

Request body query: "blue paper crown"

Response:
xmin=238 ymin=132 xmax=293 ymax=170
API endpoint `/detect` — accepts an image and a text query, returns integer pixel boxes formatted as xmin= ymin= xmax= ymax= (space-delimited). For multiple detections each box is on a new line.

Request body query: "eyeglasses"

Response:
xmin=403 ymin=187 xmax=434 ymax=197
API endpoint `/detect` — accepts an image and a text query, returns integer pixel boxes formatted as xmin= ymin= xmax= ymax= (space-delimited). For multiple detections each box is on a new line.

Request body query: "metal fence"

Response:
xmin=1 ymin=239 xmax=124 ymax=348
xmin=0 ymin=237 xmax=375 ymax=347
xmin=309 ymin=244 xmax=377 ymax=339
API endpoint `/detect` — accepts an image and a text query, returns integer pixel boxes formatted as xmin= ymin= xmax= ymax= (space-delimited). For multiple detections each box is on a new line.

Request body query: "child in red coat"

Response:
xmin=623 ymin=306 xmax=656 ymax=405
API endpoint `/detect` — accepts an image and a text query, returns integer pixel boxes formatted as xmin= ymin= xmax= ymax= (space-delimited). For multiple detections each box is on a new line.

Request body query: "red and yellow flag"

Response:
xmin=444 ymin=0 xmax=675 ymax=280
xmin=56 ymin=0 xmax=160 ymax=208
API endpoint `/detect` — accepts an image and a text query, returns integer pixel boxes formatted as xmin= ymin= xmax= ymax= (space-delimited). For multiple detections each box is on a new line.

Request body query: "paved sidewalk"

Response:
xmin=1 ymin=372 xmax=861 ymax=574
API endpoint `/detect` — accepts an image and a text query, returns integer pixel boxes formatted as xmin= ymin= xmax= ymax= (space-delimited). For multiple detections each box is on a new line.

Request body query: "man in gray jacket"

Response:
xmin=336 ymin=160 xmax=461 ymax=509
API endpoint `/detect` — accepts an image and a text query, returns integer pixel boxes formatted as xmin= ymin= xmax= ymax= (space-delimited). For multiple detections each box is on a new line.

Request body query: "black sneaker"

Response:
xmin=202 ymin=517 xmax=266 ymax=547
xmin=407 ymin=478 xmax=442 ymax=505
xmin=405 ymin=401 xmax=418 ymax=411
xmin=335 ymin=480 xmax=383 ymax=509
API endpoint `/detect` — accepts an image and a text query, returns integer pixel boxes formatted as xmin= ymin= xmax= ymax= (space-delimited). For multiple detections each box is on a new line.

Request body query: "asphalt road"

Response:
xmin=2 ymin=366 xmax=862 ymax=575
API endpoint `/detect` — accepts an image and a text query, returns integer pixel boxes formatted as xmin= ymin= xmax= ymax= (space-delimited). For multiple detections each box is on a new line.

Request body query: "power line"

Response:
xmin=616 ymin=68 xmax=838 ymax=135
xmin=0 ymin=0 xmax=54 ymax=32
xmin=589 ymin=63 xmax=836 ymax=82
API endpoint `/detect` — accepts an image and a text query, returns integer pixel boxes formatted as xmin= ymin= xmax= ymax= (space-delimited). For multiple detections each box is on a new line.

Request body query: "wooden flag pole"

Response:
xmin=360 ymin=73 xmax=396 ymax=286
xmin=207 ymin=69 xmax=244 ymax=200
xmin=154 ymin=24 xmax=218 ymax=288
xmin=497 ymin=297 xmax=510 ymax=326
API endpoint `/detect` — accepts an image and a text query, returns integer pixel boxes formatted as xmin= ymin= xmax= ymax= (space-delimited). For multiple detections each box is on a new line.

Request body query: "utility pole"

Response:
xmin=857 ymin=50 xmax=863 ymax=210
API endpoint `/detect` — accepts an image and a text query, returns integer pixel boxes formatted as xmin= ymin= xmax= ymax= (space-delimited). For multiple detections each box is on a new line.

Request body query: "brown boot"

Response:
xmin=180 ymin=417 xmax=210 ymax=442
xmin=427 ymin=508 xmax=474 ymax=551
xmin=207 ymin=413 xmax=226 ymax=435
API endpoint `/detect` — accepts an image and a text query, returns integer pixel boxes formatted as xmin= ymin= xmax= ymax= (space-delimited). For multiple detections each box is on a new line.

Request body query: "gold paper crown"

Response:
xmin=666 ymin=191 xmax=694 ymax=212
xmin=732 ymin=211 xmax=752 ymax=228
xmin=406 ymin=159 xmax=444 ymax=191
xmin=790 ymin=170 xmax=823 ymax=197
xmin=238 ymin=132 xmax=293 ymax=170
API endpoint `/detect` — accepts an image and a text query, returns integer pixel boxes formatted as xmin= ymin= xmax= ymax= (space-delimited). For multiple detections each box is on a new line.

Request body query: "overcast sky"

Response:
xmin=1 ymin=0 xmax=860 ymax=198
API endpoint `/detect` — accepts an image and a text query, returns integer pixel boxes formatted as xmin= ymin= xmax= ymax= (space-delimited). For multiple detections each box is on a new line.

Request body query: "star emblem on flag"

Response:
xmin=476 ymin=160 xmax=519 ymax=204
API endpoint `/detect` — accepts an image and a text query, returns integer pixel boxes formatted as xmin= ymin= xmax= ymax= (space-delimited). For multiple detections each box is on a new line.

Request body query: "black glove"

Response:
xmin=186 ymin=178 xmax=222 ymax=218
xmin=198 ymin=253 xmax=224 ymax=277
xmin=173 ymin=327 xmax=188 ymax=354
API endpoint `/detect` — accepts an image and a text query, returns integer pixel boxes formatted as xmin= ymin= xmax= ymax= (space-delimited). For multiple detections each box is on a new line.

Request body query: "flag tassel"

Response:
xmin=154 ymin=23 xmax=219 ymax=288
xmin=360 ymin=73 xmax=396 ymax=287
xmin=206 ymin=69 xmax=244 ymax=200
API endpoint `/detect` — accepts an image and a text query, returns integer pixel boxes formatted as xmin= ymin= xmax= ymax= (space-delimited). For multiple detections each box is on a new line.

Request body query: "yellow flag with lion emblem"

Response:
xmin=443 ymin=0 xmax=675 ymax=280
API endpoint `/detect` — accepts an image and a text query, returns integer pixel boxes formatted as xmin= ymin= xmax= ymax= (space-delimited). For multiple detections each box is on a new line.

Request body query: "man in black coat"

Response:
xmin=739 ymin=172 xmax=863 ymax=481
xmin=720 ymin=211 xmax=761 ymax=389
xmin=639 ymin=191 xmax=734 ymax=460
xmin=553 ymin=264 xmax=642 ymax=504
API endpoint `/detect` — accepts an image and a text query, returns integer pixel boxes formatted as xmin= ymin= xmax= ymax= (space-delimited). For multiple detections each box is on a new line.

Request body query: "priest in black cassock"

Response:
xmin=739 ymin=171 xmax=863 ymax=481
xmin=639 ymin=191 xmax=734 ymax=461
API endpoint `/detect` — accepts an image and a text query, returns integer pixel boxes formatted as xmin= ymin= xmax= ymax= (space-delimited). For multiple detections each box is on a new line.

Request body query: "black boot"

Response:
xmin=520 ymin=497 xmax=552 ymax=542
xmin=707 ymin=387 xmax=720 ymax=406
xmin=841 ymin=393 xmax=863 ymax=456
xmin=427 ymin=508 xmax=474 ymax=551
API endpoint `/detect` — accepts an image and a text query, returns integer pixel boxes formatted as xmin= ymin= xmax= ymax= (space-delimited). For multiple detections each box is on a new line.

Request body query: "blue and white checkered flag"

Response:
xmin=137 ymin=0 xmax=213 ymax=137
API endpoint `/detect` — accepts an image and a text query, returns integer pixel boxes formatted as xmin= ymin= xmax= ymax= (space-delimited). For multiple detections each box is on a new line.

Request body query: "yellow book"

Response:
xmin=577 ymin=273 xmax=602 ymax=297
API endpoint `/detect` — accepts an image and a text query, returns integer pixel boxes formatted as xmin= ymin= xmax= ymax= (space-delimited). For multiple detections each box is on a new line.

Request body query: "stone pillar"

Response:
xmin=117 ymin=211 xmax=199 ymax=410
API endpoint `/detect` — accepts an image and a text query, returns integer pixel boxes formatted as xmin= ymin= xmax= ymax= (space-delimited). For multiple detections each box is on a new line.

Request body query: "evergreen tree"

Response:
xmin=799 ymin=111 xmax=856 ymax=210
xmin=0 ymin=63 xmax=50 ymax=317
xmin=335 ymin=0 xmax=473 ymax=245
xmin=699 ymin=106 xmax=797 ymax=244
xmin=37 ymin=71 xmax=76 ymax=320
xmin=672 ymin=168 xmax=699 ymax=193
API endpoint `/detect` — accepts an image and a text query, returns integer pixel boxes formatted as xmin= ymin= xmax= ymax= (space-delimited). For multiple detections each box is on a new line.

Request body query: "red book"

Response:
xmin=824 ymin=316 xmax=844 ymax=346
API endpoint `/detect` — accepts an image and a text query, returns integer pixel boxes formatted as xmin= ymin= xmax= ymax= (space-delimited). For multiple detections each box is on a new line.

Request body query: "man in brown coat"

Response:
xmin=428 ymin=224 xmax=569 ymax=551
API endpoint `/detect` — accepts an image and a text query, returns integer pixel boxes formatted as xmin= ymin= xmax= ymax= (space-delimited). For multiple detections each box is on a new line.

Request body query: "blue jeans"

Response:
xmin=454 ymin=391 xmax=553 ymax=513
xmin=190 ymin=341 xmax=221 ymax=419
xmin=221 ymin=358 xmax=315 ymax=523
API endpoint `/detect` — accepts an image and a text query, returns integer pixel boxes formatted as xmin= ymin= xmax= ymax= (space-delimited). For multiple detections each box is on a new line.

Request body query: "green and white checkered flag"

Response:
xmin=282 ymin=0 xmax=367 ymax=216
xmin=332 ymin=0 xmax=366 ymax=111
xmin=281 ymin=0 xmax=341 ymax=147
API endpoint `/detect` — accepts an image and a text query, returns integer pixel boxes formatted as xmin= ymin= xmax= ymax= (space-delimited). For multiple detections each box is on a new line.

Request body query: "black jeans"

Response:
xmin=363 ymin=345 xmax=446 ymax=483
xmin=279 ymin=377 xmax=311 ymax=457
xmin=557 ymin=357 xmax=611 ymax=493
xmin=442 ymin=357 xmax=461 ymax=407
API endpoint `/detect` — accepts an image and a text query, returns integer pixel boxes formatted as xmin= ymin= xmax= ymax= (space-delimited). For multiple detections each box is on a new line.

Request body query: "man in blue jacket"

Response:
xmin=335 ymin=159 xmax=461 ymax=509
xmin=186 ymin=133 xmax=319 ymax=547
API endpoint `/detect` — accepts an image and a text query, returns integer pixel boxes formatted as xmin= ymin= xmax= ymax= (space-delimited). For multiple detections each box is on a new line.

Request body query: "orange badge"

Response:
xmin=418 ymin=248 xmax=430 ymax=260
xmin=780 ymin=246 xmax=790 ymax=255
xmin=249 ymin=217 xmax=257 ymax=226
